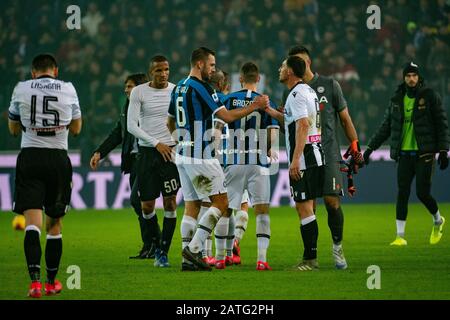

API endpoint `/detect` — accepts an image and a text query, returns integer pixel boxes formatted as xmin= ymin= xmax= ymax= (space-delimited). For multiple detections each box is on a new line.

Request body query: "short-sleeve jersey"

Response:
xmin=168 ymin=76 xmax=225 ymax=159
xmin=8 ymin=76 xmax=81 ymax=150
xmin=284 ymin=82 xmax=324 ymax=170
xmin=222 ymin=89 xmax=279 ymax=167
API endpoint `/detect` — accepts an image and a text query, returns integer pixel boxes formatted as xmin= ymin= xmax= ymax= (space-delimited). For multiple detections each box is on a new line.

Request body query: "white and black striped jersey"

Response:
xmin=284 ymin=82 xmax=324 ymax=170
xmin=8 ymin=76 xmax=81 ymax=150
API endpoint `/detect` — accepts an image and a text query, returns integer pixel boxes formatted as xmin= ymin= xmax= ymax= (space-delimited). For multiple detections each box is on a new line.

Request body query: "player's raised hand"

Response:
xmin=90 ymin=152 xmax=101 ymax=170
xmin=156 ymin=142 xmax=173 ymax=162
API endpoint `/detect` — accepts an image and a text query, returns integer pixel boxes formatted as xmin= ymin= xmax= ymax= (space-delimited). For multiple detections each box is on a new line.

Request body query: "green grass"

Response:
xmin=1 ymin=203 xmax=449 ymax=300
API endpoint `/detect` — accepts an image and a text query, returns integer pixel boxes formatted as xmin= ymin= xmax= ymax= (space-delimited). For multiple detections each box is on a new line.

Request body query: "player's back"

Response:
xmin=223 ymin=89 xmax=278 ymax=166
xmin=9 ymin=76 xmax=81 ymax=150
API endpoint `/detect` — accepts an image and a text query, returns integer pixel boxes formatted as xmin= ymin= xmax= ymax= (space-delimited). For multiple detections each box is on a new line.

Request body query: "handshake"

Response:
xmin=251 ymin=95 xmax=271 ymax=111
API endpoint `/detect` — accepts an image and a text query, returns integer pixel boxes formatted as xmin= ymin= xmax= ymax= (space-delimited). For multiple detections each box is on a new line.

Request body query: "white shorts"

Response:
xmin=225 ymin=165 xmax=270 ymax=210
xmin=175 ymin=154 xmax=227 ymax=201
xmin=202 ymin=189 xmax=248 ymax=204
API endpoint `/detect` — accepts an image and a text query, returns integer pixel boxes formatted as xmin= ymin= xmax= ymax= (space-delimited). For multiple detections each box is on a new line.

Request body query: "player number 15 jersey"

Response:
xmin=8 ymin=76 xmax=81 ymax=150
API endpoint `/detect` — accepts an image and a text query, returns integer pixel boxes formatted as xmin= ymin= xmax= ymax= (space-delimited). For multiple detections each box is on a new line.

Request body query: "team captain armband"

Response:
xmin=308 ymin=134 xmax=321 ymax=143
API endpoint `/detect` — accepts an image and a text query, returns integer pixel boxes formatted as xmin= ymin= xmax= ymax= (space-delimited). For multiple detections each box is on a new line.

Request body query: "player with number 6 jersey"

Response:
xmin=167 ymin=47 xmax=269 ymax=271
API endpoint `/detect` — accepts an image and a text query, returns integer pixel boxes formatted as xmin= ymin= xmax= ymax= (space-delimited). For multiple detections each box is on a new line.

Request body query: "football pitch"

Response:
xmin=1 ymin=203 xmax=449 ymax=300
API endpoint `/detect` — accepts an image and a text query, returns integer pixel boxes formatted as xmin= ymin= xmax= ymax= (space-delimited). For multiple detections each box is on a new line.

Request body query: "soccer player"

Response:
xmin=204 ymin=68 xmax=250 ymax=267
xmin=287 ymin=45 xmax=364 ymax=269
xmin=8 ymin=54 xmax=82 ymax=297
xmin=90 ymin=73 xmax=157 ymax=260
xmin=265 ymin=56 xmax=324 ymax=271
xmin=167 ymin=47 xmax=268 ymax=271
xmin=363 ymin=62 xmax=448 ymax=245
xmin=127 ymin=55 xmax=180 ymax=268
xmin=219 ymin=62 xmax=279 ymax=270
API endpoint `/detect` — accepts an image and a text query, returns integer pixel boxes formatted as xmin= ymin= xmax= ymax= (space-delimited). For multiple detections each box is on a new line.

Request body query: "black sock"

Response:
xmin=143 ymin=213 xmax=161 ymax=249
xmin=45 ymin=236 xmax=62 ymax=284
xmin=327 ymin=206 xmax=344 ymax=244
xmin=300 ymin=220 xmax=318 ymax=260
xmin=138 ymin=215 xmax=151 ymax=249
xmin=24 ymin=229 xmax=41 ymax=282
xmin=161 ymin=217 xmax=177 ymax=254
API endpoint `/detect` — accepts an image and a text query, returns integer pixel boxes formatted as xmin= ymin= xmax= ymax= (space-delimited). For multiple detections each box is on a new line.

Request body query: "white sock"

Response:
xmin=301 ymin=214 xmax=316 ymax=225
xmin=181 ymin=215 xmax=197 ymax=263
xmin=164 ymin=211 xmax=177 ymax=219
xmin=256 ymin=214 xmax=270 ymax=263
xmin=396 ymin=219 xmax=406 ymax=237
xmin=205 ymin=236 xmax=213 ymax=257
xmin=433 ymin=210 xmax=442 ymax=225
xmin=198 ymin=206 xmax=209 ymax=257
xmin=214 ymin=216 xmax=230 ymax=261
xmin=226 ymin=214 xmax=235 ymax=257
xmin=189 ymin=207 xmax=221 ymax=253
xmin=142 ymin=211 xmax=156 ymax=220
xmin=234 ymin=210 xmax=248 ymax=243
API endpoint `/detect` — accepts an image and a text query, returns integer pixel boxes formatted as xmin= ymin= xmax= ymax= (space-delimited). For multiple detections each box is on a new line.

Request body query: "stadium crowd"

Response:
xmin=1 ymin=0 xmax=449 ymax=163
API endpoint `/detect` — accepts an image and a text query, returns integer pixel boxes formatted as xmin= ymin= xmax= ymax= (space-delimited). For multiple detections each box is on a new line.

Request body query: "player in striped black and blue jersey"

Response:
xmin=167 ymin=47 xmax=269 ymax=271
xmin=219 ymin=62 xmax=279 ymax=270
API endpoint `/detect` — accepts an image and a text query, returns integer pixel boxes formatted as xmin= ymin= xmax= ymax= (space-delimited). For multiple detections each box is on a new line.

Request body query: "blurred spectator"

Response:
xmin=1 ymin=0 xmax=448 ymax=151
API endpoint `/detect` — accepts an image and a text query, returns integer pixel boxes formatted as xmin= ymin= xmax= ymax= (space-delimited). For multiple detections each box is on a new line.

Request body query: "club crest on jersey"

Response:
xmin=292 ymin=91 xmax=297 ymax=97
xmin=317 ymin=86 xmax=325 ymax=93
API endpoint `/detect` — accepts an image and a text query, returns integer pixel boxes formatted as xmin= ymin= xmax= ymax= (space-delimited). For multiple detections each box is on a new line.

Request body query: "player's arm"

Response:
xmin=290 ymin=118 xmax=309 ymax=181
xmin=264 ymin=105 xmax=284 ymax=126
xmin=68 ymin=117 xmax=82 ymax=136
xmin=8 ymin=119 xmax=21 ymax=137
xmin=215 ymin=95 xmax=269 ymax=123
xmin=331 ymin=79 xmax=363 ymax=163
xmin=364 ymin=104 xmax=392 ymax=164
xmin=339 ymin=108 xmax=363 ymax=164
xmin=267 ymin=127 xmax=279 ymax=162
xmin=8 ymin=84 xmax=22 ymax=137
xmin=91 ymin=114 xmax=123 ymax=170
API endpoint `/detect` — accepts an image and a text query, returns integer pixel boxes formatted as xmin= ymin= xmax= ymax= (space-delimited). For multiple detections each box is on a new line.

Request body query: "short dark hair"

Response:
xmin=149 ymin=55 xmax=168 ymax=67
xmin=209 ymin=68 xmax=225 ymax=87
xmin=32 ymin=54 xmax=57 ymax=71
xmin=125 ymin=73 xmax=148 ymax=85
xmin=190 ymin=47 xmax=215 ymax=66
xmin=286 ymin=56 xmax=306 ymax=79
xmin=240 ymin=62 xmax=259 ymax=83
xmin=288 ymin=45 xmax=311 ymax=57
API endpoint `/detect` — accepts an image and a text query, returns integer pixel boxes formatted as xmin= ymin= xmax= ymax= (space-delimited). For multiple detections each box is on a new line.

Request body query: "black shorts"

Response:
xmin=322 ymin=161 xmax=344 ymax=196
xmin=137 ymin=146 xmax=180 ymax=201
xmin=290 ymin=165 xmax=324 ymax=202
xmin=13 ymin=148 xmax=73 ymax=218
